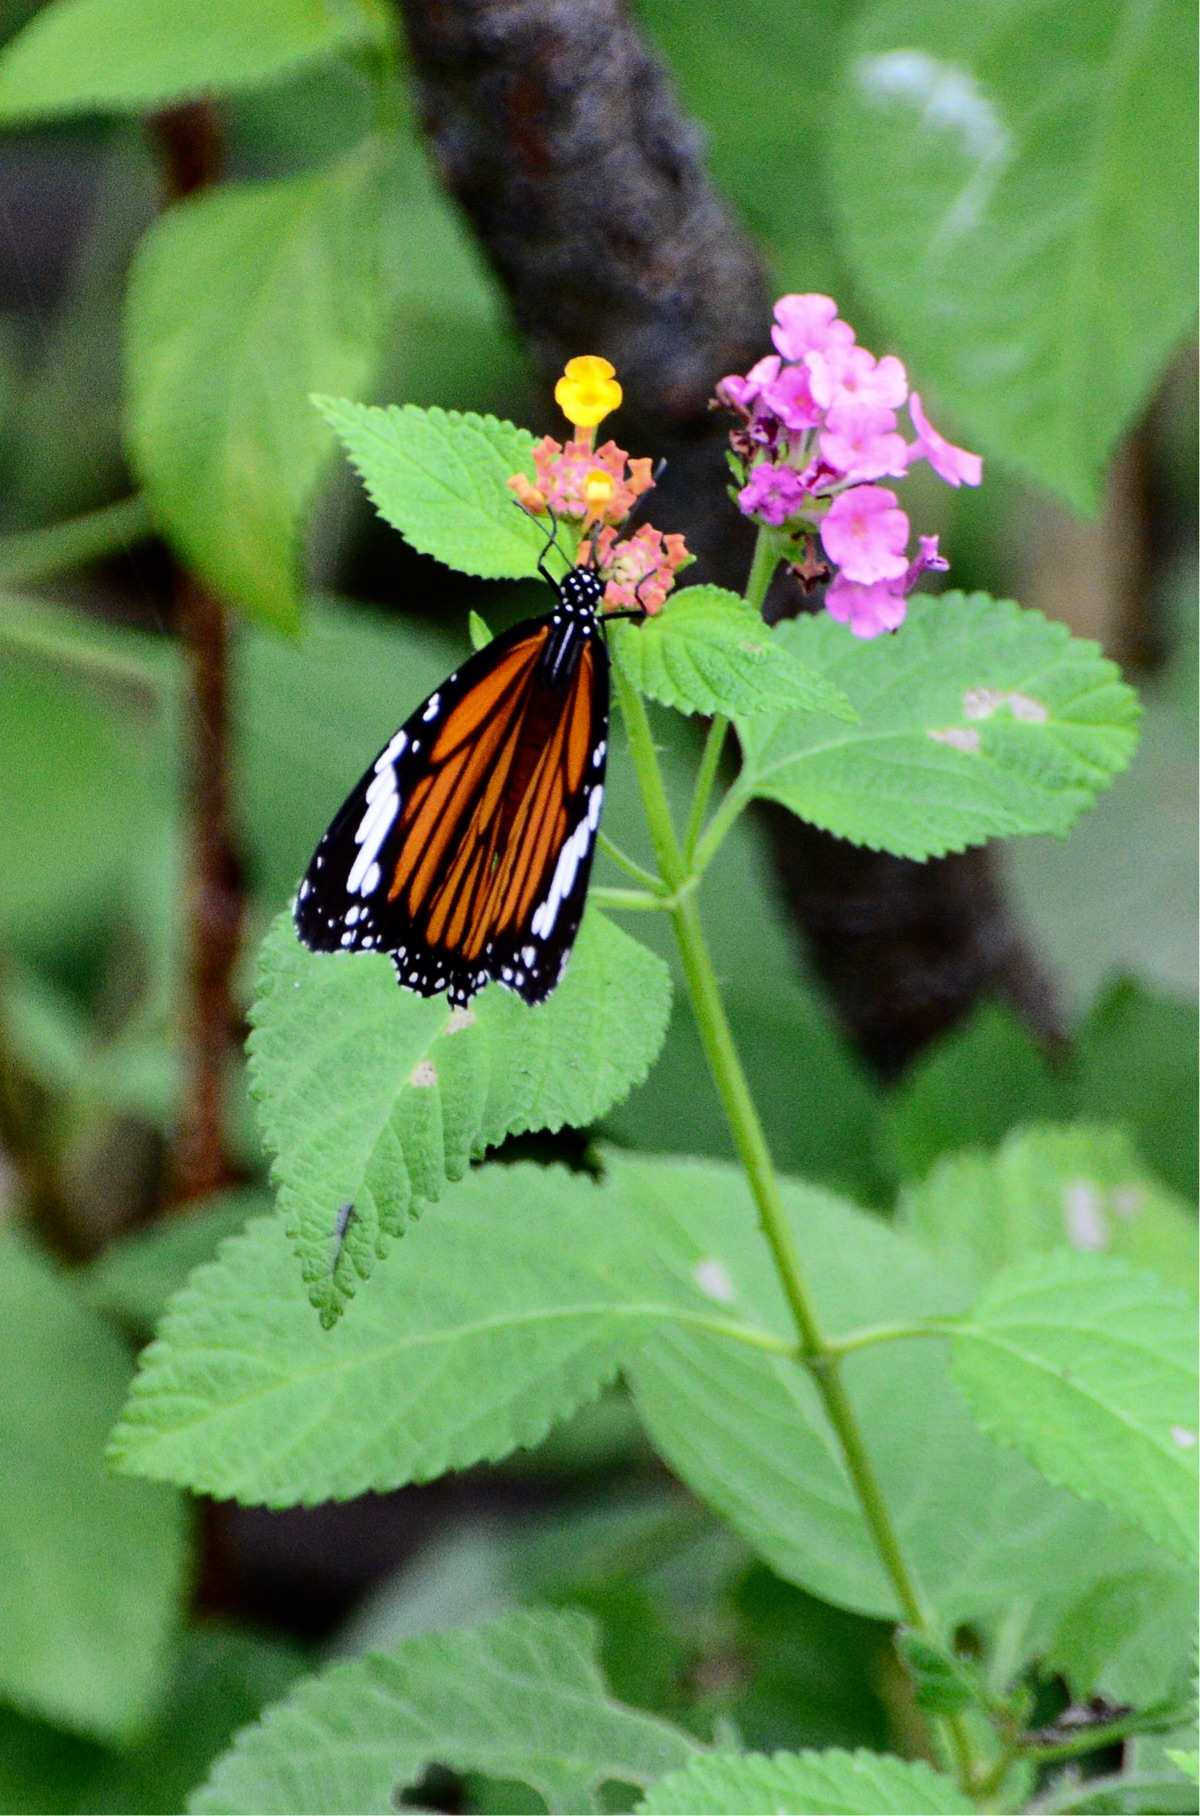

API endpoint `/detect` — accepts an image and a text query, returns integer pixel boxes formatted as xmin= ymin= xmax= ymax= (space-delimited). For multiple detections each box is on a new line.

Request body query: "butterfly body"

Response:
xmin=295 ymin=564 xmax=612 ymax=1007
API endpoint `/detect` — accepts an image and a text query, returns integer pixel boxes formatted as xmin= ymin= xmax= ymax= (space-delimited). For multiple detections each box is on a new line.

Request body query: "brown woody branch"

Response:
xmin=397 ymin=0 xmax=1060 ymax=1070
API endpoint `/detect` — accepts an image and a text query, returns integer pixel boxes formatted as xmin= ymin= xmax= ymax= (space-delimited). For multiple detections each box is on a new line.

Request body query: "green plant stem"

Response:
xmin=612 ymin=656 xmax=981 ymax=1794
xmin=744 ymin=521 xmax=783 ymax=615
xmin=691 ymin=777 xmax=751 ymax=877
xmin=682 ymin=523 xmax=780 ymax=866
xmin=0 ymin=597 xmax=166 ymax=693
xmin=1022 ymin=1703 xmax=1191 ymax=1767
xmin=596 ymin=830 xmax=666 ymax=892
xmin=589 ymin=886 xmax=670 ymax=913
xmin=683 ymin=712 xmax=729 ymax=864
xmin=0 ymin=494 xmax=154 ymax=586
xmin=827 ymin=1319 xmax=950 ymax=1357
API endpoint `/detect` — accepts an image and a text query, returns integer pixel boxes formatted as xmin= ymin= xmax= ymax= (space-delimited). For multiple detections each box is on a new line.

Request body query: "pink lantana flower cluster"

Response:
xmin=717 ymin=295 xmax=982 ymax=638
xmin=509 ymin=435 xmax=654 ymax=526
xmin=581 ymin=523 xmax=691 ymax=614
xmin=508 ymin=433 xmax=689 ymax=617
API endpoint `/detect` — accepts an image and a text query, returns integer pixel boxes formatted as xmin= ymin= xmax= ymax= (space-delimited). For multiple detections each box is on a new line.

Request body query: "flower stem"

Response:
xmin=683 ymin=712 xmax=729 ymax=864
xmin=744 ymin=521 xmax=783 ymax=615
xmin=613 ymin=651 xmax=981 ymax=1795
xmin=683 ymin=522 xmax=780 ymax=866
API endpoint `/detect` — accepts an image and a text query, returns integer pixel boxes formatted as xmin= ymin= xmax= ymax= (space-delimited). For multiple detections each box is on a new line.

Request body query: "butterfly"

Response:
xmin=294 ymin=518 xmax=644 ymax=1008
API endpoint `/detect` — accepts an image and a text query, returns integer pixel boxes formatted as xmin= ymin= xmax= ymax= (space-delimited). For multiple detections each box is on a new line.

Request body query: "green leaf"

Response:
xmin=190 ymin=1609 xmax=697 ymax=1814
xmin=734 ymin=593 xmax=1140 ymax=859
xmin=237 ymin=601 xmax=465 ymax=912
xmin=883 ymin=1001 xmax=1067 ymax=1180
xmin=0 ymin=1233 xmax=187 ymax=1741
xmin=636 ymin=1748 xmax=973 ymax=1814
xmin=87 ymin=1188 xmax=266 ymax=1329
xmin=1166 ymin=1751 xmax=1200 ymax=1784
xmin=636 ymin=0 xmax=853 ymax=300
xmin=899 ymin=1124 xmax=1198 ymax=1298
xmin=896 ymin=1631 xmax=990 ymax=1717
xmin=313 ymin=399 xmax=557 ymax=579
xmin=949 ymin=1253 xmax=1199 ymax=1563
xmin=1073 ymin=981 xmax=1199 ymax=1202
xmin=612 ymin=586 xmax=855 ymax=720
xmin=0 ymin=0 xmax=375 ymax=120
xmin=248 ymin=908 xmax=671 ymax=1324
xmin=614 ymin=1156 xmax=1117 ymax=1626
xmin=1030 ymin=1526 xmax=1197 ymax=1706
xmin=109 ymin=1165 xmax=681 ymax=1504
xmin=468 ymin=608 xmax=493 ymax=650
xmin=0 ymin=655 xmax=156 ymax=953
xmin=127 ymin=146 xmax=398 ymax=632
xmin=828 ymin=0 xmax=1196 ymax=512
xmin=0 ymin=1627 xmax=306 ymax=1816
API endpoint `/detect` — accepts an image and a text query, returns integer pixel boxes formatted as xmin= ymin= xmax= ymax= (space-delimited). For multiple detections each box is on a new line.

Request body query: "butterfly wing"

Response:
xmin=294 ymin=614 xmax=609 ymax=1006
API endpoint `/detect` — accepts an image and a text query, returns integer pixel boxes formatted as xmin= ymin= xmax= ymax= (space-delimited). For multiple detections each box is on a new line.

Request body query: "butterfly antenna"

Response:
xmin=512 ymin=497 xmax=570 ymax=587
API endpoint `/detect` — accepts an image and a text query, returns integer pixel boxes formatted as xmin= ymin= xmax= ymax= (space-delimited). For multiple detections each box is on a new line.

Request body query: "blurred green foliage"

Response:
xmin=0 ymin=0 xmax=1193 ymax=1809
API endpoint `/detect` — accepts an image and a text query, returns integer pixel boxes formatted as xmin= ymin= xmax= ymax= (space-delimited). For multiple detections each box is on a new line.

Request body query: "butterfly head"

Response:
xmin=555 ymin=564 xmax=606 ymax=620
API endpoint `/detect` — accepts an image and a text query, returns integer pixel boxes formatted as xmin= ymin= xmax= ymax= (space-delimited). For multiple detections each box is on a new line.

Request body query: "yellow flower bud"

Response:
xmin=584 ymin=469 xmax=616 ymax=508
xmin=554 ymin=355 xmax=622 ymax=434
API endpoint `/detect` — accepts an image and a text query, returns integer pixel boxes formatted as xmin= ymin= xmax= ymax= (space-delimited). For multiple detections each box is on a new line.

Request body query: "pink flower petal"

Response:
xmin=908 ymin=392 xmax=983 ymax=487
xmin=771 ymin=293 xmax=856 ymax=361
xmin=820 ymin=400 xmax=909 ymax=481
xmin=760 ymin=362 xmax=822 ymax=431
xmin=738 ymin=461 xmax=807 ymax=526
xmin=825 ymin=574 xmax=908 ymax=638
xmin=717 ymin=354 xmax=781 ymax=412
xmin=808 ymin=345 xmax=908 ymax=413
xmin=820 ymin=485 xmax=910 ymax=583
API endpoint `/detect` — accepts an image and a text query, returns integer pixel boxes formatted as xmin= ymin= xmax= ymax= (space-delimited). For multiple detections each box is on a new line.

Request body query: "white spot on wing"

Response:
xmin=348 ymin=749 xmax=400 ymax=893
xmin=374 ymin=730 xmax=407 ymax=772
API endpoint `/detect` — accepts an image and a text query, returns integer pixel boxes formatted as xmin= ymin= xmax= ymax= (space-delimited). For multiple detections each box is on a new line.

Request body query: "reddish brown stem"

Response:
xmin=171 ymin=573 xmax=243 ymax=1204
xmin=148 ymin=103 xmax=243 ymax=1205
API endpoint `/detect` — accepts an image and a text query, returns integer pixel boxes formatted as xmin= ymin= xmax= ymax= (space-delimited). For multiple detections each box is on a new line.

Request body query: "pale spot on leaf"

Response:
xmin=693 ymin=1258 xmax=735 ymax=1303
xmin=963 ymin=686 xmax=1007 ymax=720
xmin=409 ymin=1060 xmax=437 ymax=1088
xmin=1063 ymin=1180 xmax=1108 ymax=1251
xmin=446 ymin=1007 xmax=476 ymax=1035
xmin=929 ymin=725 xmax=980 ymax=752
xmin=1111 ymin=1186 xmax=1145 ymax=1219
xmin=962 ymin=685 xmax=1048 ymax=723
xmin=1170 ymin=1425 xmax=1197 ymax=1449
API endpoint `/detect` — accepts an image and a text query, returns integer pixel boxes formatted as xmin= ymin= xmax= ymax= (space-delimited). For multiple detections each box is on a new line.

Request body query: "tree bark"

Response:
xmin=396 ymin=0 xmax=1061 ymax=1071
